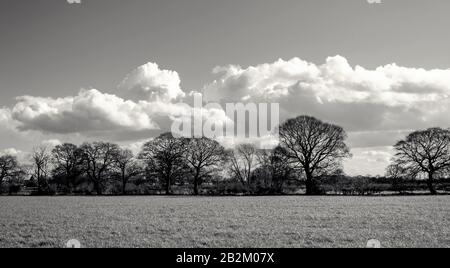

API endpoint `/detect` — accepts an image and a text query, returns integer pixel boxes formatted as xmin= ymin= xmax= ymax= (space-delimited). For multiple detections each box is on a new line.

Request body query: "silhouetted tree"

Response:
xmin=32 ymin=146 xmax=52 ymax=194
xmin=229 ymin=144 xmax=258 ymax=192
xmin=139 ymin=133 xmax=187 ymax=195
xmin=80 ymin=142 xmax=120 ymax=195
xmin=0 ymin=155 xmax=21 ymax=192
xmin=114 ymin=148 xmax=142 ymax=195
xmin=52 ymin=143 xmax=83 ymax=192
xmin=392 ymin=128 xmax=450 ymax=195
xmin=279 ymin=116 xmax=351 ymax=195
xmin=256 ymin=146 xmax=294 ymax=194
xmin=184 ymin=137 xmax=226 ymax=195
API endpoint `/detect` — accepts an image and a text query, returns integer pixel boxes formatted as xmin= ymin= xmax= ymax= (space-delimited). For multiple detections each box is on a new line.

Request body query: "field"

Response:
xmin=0 ymin=196 xmax=449 ymax=248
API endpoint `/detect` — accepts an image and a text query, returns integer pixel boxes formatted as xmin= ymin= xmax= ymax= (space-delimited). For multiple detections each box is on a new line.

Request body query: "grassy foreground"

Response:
xmin=0 ymin=196 xmax=449 ymax=248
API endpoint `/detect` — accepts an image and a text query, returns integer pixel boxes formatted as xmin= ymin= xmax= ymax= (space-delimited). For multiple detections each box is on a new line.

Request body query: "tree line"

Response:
xmin=1 ymin=116 xmax=450 ymax=196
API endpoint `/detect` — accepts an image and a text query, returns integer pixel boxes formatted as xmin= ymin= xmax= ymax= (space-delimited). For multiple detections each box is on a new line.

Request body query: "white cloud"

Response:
xmin=0 ymin=148 xmax=30 ymax=164
xmin=12 ymin=89 xmax=159 ymax=134
xmin=119 ymin=62 xmax=185 ymax=102
xmin=344 ymin=147 xmax=394 ymax=176
xmin=41 ymin=139 xmax=62 ymax=148
xmin=204 ymin=55 xmax=450 ymax=134
xmin=10 ymin=88 xmax=232 ymax=143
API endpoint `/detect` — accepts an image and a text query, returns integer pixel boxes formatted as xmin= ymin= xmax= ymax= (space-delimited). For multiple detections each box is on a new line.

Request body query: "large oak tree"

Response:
xmin=279 ymin=116 xmax=351 ymax=195
xmin=80 ymin=142 xmax=120 ymax=195
xmin=139 ymin=133 xmax=187 ymax=195
xmin=184 ymin=137 xmax=226 ymax=195
xmin=392 ymin=128 xmax=450 ymax=195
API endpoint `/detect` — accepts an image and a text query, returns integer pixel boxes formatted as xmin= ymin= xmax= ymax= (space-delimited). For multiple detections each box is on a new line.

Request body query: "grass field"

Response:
xmin=0 ymin=196 xmax=449 ymax=248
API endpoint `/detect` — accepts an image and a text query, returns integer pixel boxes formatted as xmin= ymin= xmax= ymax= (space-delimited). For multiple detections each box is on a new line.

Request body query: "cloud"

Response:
xmin=204 ymin=56 xmax=450 ymax=133
xmin=10 ymin=88 xmax=232 ymax=143
xmin=12 ymin=89 xmax=159 ymax=134
xmin=0 ymin=148 xmax=30 ymax=164
xmin=67 ymin=0 xmax=82 ymax=4
xmin=119 ymin=62 xmax=186 ymax=102
xmin=41 ymin=139 xmax=62 ymax=148
xmin=344 ymin=147 xmax=394 ymax=176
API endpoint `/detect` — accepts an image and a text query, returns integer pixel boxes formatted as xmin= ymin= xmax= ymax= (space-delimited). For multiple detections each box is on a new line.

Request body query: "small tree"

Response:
xmin=229 ymin=144 xmax=258 ymax=192
xmin=80 ymin=142 xmax=120 ymax=195
xmin=32 ymin=146 xmax=52 ymax=194
xmin=184 ymin=137 xmax=226 ymax=195
xmin=114 ymin=148 xmax=142 ymax=195
xmin=279 ymin=116 xmax=351 ymax=195
xmin=0 ymin=155 xmax=21 ymax=192
xmin=139 ymin=133 xmax=187 ymax=195
xmin=256 ymin=146 xmax=294 ymax=194
xmin=392 ymin=128 xmax=450 ymax=195
xmin=52 ymin=143 xmax=83 ymax=192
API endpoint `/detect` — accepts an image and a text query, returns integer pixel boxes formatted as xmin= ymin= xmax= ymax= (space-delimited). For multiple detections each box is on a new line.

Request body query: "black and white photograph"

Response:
xmin=0 ymin=0 xmax=449 ymax=252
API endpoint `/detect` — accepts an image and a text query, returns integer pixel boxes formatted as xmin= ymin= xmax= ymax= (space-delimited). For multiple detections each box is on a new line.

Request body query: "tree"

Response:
xmin=183 ymin=137 xmax=226 ymax=195
xmin=256 ymin=146 xmax=294 ymax=194
xmin=139 ymin=133 xmax=187 ymax=195
xmin=279 ymin=116 xmax=351 ymax=195
xmin=0 ymin=155 xmax=21 ymax=191
xmin=80 ymin=142 xmax=120 ymax=195
xmin=229 ymin=144 xmax=258 ymax=192
xmin=392 ymin=128 xmax=450 ymax=195
xmin=32 ymin=146 xmax=52 ymax=194
xmin=114 ymin=148 xmax=142 ymax=195
xmin=52 ymin=143 xmax=83 ymax=192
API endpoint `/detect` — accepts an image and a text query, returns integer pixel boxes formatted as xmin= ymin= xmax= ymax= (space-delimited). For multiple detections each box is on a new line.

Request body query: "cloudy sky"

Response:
xmin=1 ymin=0 xmax=450 ymax=175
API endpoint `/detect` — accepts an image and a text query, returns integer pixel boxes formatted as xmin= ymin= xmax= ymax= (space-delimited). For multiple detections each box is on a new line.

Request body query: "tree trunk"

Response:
xmin=165 ymin=176 xmax=171 ymax=195
xmin=193 ymin=175 xmax=199 ymax=196
xmin=94 ymin=181 xmax=102 ymax=195
xmin=122 ymin=180 xmax=126 ymax=195
xmin=193 ymin=168 xmax=200 ymax=195
xmin=427 ymin=172 xmax=437 ymax=195
xmin=122 ymin=171 xmax=127 ymax=195
xmin=305 ymin=171 xmax=314 ymax=195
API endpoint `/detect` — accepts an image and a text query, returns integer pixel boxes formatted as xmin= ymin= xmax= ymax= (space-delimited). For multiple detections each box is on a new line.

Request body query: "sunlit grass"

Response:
xmin=0 ymin=196 xmax=449 ymax=248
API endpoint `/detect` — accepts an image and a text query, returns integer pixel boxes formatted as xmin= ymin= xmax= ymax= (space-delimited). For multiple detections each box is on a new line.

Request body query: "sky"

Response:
xmin=1 ymin=0 xmax=450 ymax=175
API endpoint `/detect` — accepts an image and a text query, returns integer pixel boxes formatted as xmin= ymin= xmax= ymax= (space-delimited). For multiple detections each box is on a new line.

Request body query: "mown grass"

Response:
xmin=0 ymin=196 xmax=449 ymax=248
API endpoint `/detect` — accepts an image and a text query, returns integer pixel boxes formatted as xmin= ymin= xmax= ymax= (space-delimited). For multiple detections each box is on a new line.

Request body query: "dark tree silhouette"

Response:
xmin=184 ymin=137 xmax=226 ymax=195
xmin=392 ymin=128 xmax=450 ymax=195
xmin=114 ymin=148 xmax=142 ymax=195
xmin=52 ymin=143 xmax=83 ymax=191
xmin=32 ymin=146 xmax=52 ymax=194
xmin=279 ymin=116 xmax=351 ymax=195
xmin=139 ymin=133 xmax=186 ymax=195
xmin=0 ymin=155 xmax=21 ymax=190
xmin=80 ymin=142 xmax=120 ymax=195
xmin=229 ymin=144 xmax=258 ymax=192
xmin=386 ymin=163 xmax=409 ymax=195
xmin=256 ymin=146 xmax=294 ymax=194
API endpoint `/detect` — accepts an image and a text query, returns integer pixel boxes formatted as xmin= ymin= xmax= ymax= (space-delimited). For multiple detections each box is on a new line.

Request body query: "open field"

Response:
xmin=0 ymin=196 xmax=449 ymax=248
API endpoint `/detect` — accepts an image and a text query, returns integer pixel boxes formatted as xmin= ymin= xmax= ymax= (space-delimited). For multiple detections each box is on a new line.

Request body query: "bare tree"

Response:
xmin=392 ymin=128 xmax=450 ymax=195
xmin=0 ymin=155 xmax=21 ymax=191
xmin=279 ymin=116 xmax=351 ymax=195
xmin=256 ymin=146 xmax=294 ymax=194
xmin=184 ymin=137 xmax=226 ymax=195
xmin=32 ymin=146 xmax=52 ymax=194
xmin=229 ymin=144 xmax=258 ymax=192
xmin=114 ymin=148 xmax=142 ymax=195
xmin=80 ymin=142 xmax=120 ymax=195
xmin=386 ymin=163 xmax=409 ymax=194
xmin=139 ymin=133 xmax=187 ymax=195
xmin=52 ymin=143 xmax=83 ymax=191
